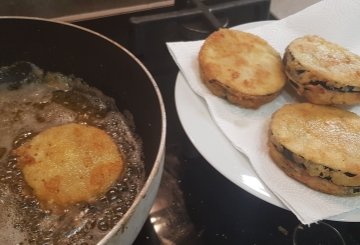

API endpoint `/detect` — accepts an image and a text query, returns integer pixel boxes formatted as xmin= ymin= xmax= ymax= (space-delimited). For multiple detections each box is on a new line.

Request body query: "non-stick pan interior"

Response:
xmin=0 ymin=17 xmax=164 ymax=175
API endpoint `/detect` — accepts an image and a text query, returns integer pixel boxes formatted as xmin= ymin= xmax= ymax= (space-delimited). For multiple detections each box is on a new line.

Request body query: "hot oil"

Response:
xmin=0 ymin=62 xmax=145 ymax=244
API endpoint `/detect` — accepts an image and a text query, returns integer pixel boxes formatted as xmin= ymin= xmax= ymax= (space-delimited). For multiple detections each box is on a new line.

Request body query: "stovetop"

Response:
xmin=67 ymin=1 xmax=360 ymax=244
xmin=72 ymin=1 xmax=360 ymax=245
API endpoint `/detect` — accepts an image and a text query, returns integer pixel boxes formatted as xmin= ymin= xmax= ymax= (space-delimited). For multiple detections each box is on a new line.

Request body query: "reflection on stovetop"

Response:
xmin=134 ymin=124 xmax=360 ymax=244
xmin=75 ymin=1 xmax=360 ymax=243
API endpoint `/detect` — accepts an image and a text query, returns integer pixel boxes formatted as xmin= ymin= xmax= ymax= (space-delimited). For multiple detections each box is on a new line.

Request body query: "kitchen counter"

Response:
xmin=0 ymin=0 xmax=173 ymax=22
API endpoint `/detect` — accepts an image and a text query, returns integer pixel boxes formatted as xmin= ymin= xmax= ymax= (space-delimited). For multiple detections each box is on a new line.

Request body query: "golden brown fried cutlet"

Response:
xmin=283 ymin=35 xmax=360 ymax=105
xmin=198 ymin=28 xmax=286 ymax=109
xmin=14 ymin=123 xmax=124 ymax=210
xmin=269 ymin=103 xmax=360 ymax=196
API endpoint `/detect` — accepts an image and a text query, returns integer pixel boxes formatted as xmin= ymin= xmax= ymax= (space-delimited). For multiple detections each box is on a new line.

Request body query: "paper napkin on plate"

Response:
xmin=167 ymin=0 xmax=360 ymax=224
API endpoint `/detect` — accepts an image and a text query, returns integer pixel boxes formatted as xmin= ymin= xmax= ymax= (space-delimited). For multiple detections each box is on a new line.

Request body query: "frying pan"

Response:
xmin=0 ymin=17 xmax=166 ymax=244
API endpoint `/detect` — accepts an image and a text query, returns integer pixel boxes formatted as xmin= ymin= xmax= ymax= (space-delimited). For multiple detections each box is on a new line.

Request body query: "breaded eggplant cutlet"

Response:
xmin=283 ymin=35 xmax=360 ymax=105
xmin=269 ymin=103 xmax=360 ymax=196
xmin=198 ymin=28 xmax=286 ymax=109
xmin=14 ymin=123 xmax=124 ymax=210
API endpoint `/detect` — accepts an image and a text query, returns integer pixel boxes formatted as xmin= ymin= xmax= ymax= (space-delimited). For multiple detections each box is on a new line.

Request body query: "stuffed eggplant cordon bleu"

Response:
xmin=198 ymin=28 xmax=286 ymax=109
xmin=283 ymin=35 xmax=360 ymax=105
xmin=269 ymin=103 xmax=360 ymax=196
xmin=14 ymin=123 xmax=124 ymax=210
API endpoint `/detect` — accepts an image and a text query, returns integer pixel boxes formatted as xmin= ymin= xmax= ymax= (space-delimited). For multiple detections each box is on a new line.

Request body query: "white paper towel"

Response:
xmin=167 ymin=0 xmax=360 ymax=224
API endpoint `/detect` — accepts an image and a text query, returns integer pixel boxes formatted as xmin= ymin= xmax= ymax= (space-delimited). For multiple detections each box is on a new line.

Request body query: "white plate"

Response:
xmin=174 ymin=20 xmax=360 ymax=222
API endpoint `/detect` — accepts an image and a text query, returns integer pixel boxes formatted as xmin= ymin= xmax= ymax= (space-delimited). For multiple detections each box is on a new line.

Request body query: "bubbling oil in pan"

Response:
xmin=0 ymin=62 xmax=145 ymax=244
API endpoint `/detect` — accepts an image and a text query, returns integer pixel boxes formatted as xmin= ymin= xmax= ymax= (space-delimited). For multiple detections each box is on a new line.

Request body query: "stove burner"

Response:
xmin=180 ymin=0 xmax=229 ymax=39
xmin=130 ymin=0 xmax=271 ymax=56
xmin=190 ymin=0 xmax=223 ymax=30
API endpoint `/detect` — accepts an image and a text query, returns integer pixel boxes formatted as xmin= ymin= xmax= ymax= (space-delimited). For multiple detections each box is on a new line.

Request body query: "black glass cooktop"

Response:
xmin=74 ymin=2 xmax=360 ymax=244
